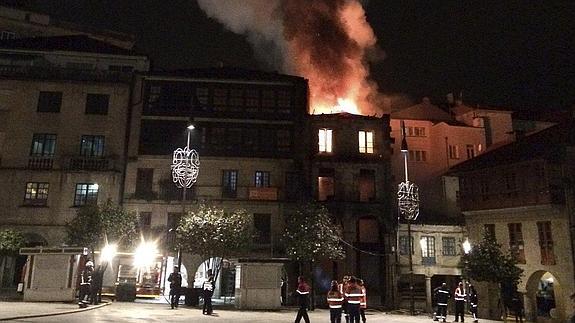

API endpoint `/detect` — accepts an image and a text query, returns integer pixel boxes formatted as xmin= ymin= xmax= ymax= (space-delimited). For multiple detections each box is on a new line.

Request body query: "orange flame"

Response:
xmin=293 ymin=1 xmax=379 ymax=116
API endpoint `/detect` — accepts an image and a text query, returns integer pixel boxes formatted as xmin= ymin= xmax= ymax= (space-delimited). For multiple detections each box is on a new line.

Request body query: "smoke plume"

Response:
xmin=196 ymin=0 xmax=383 ymax=115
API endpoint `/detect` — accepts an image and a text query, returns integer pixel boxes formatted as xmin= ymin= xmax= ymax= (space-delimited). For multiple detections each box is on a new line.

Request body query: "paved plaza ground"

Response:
xmin=0 ymin=300 xmax=505 ymax=322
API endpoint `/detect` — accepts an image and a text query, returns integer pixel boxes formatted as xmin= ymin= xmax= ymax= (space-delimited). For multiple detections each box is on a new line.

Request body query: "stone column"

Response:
xmin=425 ymin=276 xmax=432 ymax=313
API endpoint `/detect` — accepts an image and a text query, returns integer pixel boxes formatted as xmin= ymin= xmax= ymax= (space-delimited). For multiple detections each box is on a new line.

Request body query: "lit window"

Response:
xmin=358 ymin=130 xmax=374 ymax=153
xmin=421 ymin=236 xmax=436 ymax=265
xmin=74 ymin=183 xmax=98 ymax=206
xmin=30 ymin=134 xmax=56 ymax=157
xmin=449 ymin=145 xmax=460 ymax=159
xmin=255 ymin=171 xmax=270 ymax=187
xmin=24 ymin=182 xmax=49 ymax=206
xmin=318 ymin=128 xmax=333 ymax=153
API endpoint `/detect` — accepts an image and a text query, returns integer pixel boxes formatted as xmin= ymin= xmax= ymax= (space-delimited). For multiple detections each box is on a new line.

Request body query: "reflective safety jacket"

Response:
xmin=296 ymin=282 xmax=311 ymax=307
xmin=436 ymin=287 xmax=451 ymax=306
xmin=327 ymin=290 xmax=344 ymax=309
xmin=344 ymin=285 xmax=364 ymax=305
xmin=360 ymin=286 xmax=367 ymax=309
xmin=454 ymin=287 xmax=466 ymax=302
xmin=469 ymin=291 xmax=478 ymax=308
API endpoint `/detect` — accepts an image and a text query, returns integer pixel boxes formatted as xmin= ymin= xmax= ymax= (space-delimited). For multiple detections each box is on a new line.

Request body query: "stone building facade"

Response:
xmin=451 ymin=121 xmax=575 ymax=321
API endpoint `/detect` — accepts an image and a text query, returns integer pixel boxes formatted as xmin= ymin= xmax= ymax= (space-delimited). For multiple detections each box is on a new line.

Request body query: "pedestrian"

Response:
xmin=454 ymin=282 xmax=466 ymax=322
xmin=358 ymin=279 xmax=367 ymax=323
xmin=469 ymin=284 xmax=478 ymax=323
xmin=78 ymin=260 xmax=93 ymax=306
xmin=435 ymin=283 xmax=450 ymax=322
xmin=340 ymin=275 xmax=351 ymax=323
xmin=294 ymin=275 xmax=311 ymax=323
xmin=202 ymin=269 xmax=214 ymax=315
xmin=344 ymin=277 xmax=364 ymax=323
xmin=167 ymin=265 xmax=182 ymax=309
xmin=327 ymin=280 xmax=344 ymax=323
xmin=511 ymin=291 xmax=524 ymax=323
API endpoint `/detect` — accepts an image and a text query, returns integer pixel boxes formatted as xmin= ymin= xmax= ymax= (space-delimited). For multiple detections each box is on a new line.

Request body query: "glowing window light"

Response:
xmin=319 ymin=128 xmax=333 ymax=153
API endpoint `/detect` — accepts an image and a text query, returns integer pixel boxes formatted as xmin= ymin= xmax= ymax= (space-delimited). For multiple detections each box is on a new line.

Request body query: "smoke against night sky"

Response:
xmin=196 ymin=0 xmax=384 ymax=115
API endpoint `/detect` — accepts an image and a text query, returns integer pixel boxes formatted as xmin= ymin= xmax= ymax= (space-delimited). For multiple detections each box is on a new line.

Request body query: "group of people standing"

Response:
xmin=167 ymin=265 xmax=214 ymax=315
xmin=433 ymin=282 xmax=479 ymax=323
xmin=294 ymin=275 xmax=368 ymax=323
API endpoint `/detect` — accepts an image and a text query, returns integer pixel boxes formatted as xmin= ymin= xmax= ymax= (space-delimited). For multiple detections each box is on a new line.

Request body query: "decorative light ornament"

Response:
xmin=171 ymin=146 xmax=200 ymax=188
xmin=398 ymin=180 xmax=420 ymax=221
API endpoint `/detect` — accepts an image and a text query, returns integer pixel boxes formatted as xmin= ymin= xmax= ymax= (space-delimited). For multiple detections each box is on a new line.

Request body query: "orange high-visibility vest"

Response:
xmin=360 ymin=286 xmax=367 ymax=309
xmin=327 ymin=290 xmax=344 ymax=309
xmin=345 ymin=285 xmax=364 ymax=305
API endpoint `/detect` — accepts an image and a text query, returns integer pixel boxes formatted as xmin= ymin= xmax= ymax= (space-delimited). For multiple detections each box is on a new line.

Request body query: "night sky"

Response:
xmin=5 ymin=0 xmax=574 ymax=112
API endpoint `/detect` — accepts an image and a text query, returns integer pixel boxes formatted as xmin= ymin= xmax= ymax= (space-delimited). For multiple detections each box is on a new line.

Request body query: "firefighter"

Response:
xmin=78 ymin=260 xmax=93 ymax=306
xmin=469 ymin=284 xmax=479 ymax=323
xmin=294 ymin=275 xmax=311 ymax=323
xmin=327 ymin=280 xmax=344 ymax=323
xmin=202 ymin=270 xmax=214 ymax=315
xmin=167 ymin=266 xmax=182 ymax=309
xmin=435 ymin=283 xmax=450 ymax=322
xmin=339 ymin=275 xmax=351 ymax=323
xmin=358 ymin=279 xmax=367 ymax=323
xmin=454 ymin=282 xmax=467 ymax=322
xmin=344 ymin=277 xmax=364 ymax=323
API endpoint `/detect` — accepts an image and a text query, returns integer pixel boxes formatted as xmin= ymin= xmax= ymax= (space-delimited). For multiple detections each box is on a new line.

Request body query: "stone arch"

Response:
xmin=524 ymin=270 xmax=565 ymax=321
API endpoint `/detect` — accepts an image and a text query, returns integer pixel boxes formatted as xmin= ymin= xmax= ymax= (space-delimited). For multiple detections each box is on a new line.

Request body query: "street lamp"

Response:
xmin=397 ymin=120 xmax=420 ymax=315
xmin=171 ymin=123 xmax=200 ymax=268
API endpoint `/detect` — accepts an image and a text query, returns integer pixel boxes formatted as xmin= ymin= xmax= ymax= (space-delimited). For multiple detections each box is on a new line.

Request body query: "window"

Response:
xmin=229 ymin=88 xmax=244 ymax=109
xmin=358 ymin=130 xmax=374 ymax=153
xmin=135 ymin=168 xmax=154 ymax=197
xmin=449 ymin=145 xmax=460 ymax=159
xmin=399 ymin=236 xmax=414 ymax=255
xmin=139 ymin=212 xmax=152 ymax=233
xmin=30 ymin=134 xmax=56 ymax=156
xmin=505 ymin=173 xmax=517 ymax=192
xmin=255 ymin=171 xmax=270 ymax=187
xmin=407 ymin=126 xmax=426 ymax=137
xmin=245 ymin=89 xmax=259 ymax=112
xmin=318 ymin=128 xmax=333 ymax=153
xmin=37 ymin=91 xmax=62 ymax=113
xmin=480 ymin=179 xmax=490 ymax=201
xmin=318 ymin=168 xmax=335 ymax=201
xmin=277 ymin=130 xmax=291 ymax=152
xmin=213 ymin=88 xmax=228 ymax=109
xmin=261 ymin=89 xmax=275 ymax=110
xmin=537 ymin=221 xmax=555 ymax=265
xmin=253 ymin=213 xmax=271 ymax=244
xmin=74 ymin=183 xmax=98 ymax=206
xmin=195 ymin=87 xmax=209 ymax=106
xmin=23 ymin=182 xmax=49 ymax=206
xmin=85 ymin=94 xmax=110 ymax=115
xmin=421 ymin=236 xmax=436 ymax=265
xmin=508 ymin=223 xmax=526 ymax=264
xmin=409 ymin=150 xmax=427 ymax=162
xmin=80 ymin=135 xmax=105 ymax=157
xmin=484 ymin=224 xmax=496 ymax=241
xmin=442 ymin=237 xmax=456 ymax=256
xmin=466 ymin=144 xmax=475 ymax=159
xmin=222 ymin=170 xmax=238 ymax=198
xmin=358 ymin=169 xmax=375 ymax=202
xmin=0 ymin=31 xmax=16 ymax=40
xmin=277 ymin=90 xmax=291 ymax=113
xmin=358 ymin=218 xmax=379 ymax=243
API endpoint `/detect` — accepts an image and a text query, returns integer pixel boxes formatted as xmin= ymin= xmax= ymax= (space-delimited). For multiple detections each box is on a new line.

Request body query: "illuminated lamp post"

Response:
xmin=171 ymin=123 xmax=200 ymax=269
xmin=397 ymin=120 xmax=420 ymax=315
